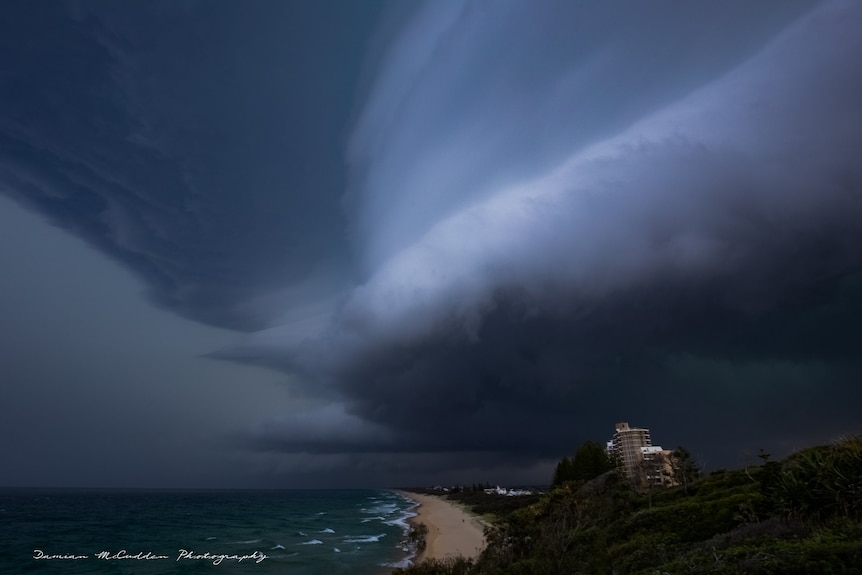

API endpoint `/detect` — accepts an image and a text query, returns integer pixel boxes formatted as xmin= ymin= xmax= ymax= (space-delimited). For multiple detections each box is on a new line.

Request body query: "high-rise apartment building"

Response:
xmin=608 ymin=422 xmax=652 ymax=480
xmin=607 ymin=422 xmax=677 ymax=489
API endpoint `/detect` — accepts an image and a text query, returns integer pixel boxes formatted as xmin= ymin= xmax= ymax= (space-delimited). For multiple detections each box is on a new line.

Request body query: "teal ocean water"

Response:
xmin=0 ymin=488 xmax=418 ymax=575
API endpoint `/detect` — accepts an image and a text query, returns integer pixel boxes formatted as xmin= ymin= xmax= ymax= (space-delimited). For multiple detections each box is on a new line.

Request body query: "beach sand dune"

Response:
xmin=400 ymin=492 xmax=487 ymax=562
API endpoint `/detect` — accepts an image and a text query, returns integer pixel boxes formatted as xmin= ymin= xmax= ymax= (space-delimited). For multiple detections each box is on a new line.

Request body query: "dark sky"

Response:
xmin=2 ymin=0 xmax=861 ymax=489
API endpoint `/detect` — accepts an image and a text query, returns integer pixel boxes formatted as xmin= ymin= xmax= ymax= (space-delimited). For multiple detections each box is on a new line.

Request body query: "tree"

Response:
xmin=670 ymin=445 xmax=700 ymax=493
xmin=571 ymin=441 xmax=615 ymax=481
xmin=552 ymin=441 xmax=615 ymax=486
xmin=552 ymin=456 xmax=574 ymax=486
xmin=635 ymin=455 xmax=656 ymax=506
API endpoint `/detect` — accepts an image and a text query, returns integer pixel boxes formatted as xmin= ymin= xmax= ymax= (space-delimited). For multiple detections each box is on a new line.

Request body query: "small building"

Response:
xmin=640 ymin=446 xmax=676 ymax=488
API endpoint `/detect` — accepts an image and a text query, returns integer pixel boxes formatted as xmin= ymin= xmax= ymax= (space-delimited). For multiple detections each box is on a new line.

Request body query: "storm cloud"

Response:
xmin=0 ymin=0 xmax=378 ymax=330
xmin=235 ymin=0 xmax=862 ymax=472
xmin=2 ymin=0 xmax=861 ymax=487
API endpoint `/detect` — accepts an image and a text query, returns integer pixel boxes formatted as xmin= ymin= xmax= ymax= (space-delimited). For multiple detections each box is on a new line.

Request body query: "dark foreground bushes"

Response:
xmin=394 ymin=436 xmax=862 ymax=575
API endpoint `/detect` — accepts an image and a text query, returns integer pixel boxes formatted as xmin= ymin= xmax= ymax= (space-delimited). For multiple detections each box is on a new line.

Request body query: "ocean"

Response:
xmin=0 ymin=488 xmax=418 ymax=575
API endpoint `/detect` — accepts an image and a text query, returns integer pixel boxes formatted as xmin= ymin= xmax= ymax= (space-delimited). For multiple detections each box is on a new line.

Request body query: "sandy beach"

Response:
xmin=399 ymin=491 xmax=487 ymax=562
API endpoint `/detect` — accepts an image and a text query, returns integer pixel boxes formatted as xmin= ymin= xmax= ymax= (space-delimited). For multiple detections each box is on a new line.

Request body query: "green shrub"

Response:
xmin=395 ymin=436 xmax=862 ymax=575
xmin=769 ymin=436 xmax=862 ymax=522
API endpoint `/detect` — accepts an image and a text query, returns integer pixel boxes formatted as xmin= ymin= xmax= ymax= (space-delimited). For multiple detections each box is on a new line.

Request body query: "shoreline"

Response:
xmin=394 ymin=491 xmax=487 ymax=564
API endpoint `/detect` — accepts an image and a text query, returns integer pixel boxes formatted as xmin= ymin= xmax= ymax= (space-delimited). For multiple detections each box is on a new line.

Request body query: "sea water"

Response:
xmin=0 ymin=488 xmax=418 ymax=575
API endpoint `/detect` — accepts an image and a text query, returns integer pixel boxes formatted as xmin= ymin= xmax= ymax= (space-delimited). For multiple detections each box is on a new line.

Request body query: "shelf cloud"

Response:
xmin=2 ymin=0 xmax=861 ymax=486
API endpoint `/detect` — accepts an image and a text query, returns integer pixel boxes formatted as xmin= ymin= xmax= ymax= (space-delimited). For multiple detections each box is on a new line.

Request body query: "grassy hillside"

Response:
xmin=395 ymin=435 xmax=862 ymax=574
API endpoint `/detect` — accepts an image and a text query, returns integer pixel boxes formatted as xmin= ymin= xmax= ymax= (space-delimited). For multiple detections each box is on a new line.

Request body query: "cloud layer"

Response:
xmin=0 ymin=1 xmax=380 ymax=331
xmin=3 ymin=0 xmax=861 ymax=486
xmin=234 ymin=0 xmax=862 ymax=475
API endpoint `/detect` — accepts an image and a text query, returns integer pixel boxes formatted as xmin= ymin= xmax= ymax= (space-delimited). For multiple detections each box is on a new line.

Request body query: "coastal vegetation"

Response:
xmin=406 ymin=521 xmax=429 ymax=554
xmin=402 ymin=485 xmax=542 ymax=523
xmin=394 ymin=435 xmax=862 ymax=574
xmin=445 ymin=490 xmax=543 ymax=522
xmin=552 ymin=440 xmax=616 ymax=486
